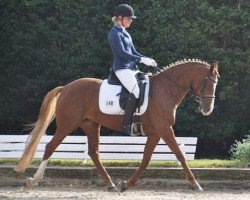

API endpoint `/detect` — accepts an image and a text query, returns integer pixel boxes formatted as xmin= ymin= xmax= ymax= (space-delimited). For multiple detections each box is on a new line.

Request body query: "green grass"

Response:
xmin=0 ymin=158 xmax=246 ymax=168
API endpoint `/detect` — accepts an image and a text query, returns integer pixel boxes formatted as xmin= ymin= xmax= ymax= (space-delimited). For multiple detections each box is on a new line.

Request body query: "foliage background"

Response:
xmin=0 ymin=0 xmax=249 ymax=158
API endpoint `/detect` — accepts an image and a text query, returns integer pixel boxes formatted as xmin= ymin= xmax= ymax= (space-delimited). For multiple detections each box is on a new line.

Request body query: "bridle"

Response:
xmin=193 ymin=70 xmax=218 ymax=103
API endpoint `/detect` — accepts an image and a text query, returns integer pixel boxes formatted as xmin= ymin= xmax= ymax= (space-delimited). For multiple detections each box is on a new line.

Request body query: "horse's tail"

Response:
xmin=14 ymin=86 xmax=64 ymax=172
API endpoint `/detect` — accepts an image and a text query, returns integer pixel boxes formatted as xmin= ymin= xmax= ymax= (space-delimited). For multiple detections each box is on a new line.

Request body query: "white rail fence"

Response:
xmin=0 ymin=135 xmax=198 ymax=161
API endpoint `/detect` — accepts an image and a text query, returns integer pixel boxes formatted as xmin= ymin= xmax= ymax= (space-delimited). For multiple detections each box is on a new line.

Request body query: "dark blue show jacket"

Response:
xmin=108 ymin=23 xmax=144 ymax=71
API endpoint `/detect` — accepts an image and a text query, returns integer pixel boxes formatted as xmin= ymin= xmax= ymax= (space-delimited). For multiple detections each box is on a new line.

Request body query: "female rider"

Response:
xmin=108 ymin=4 xmax=157 ymax=135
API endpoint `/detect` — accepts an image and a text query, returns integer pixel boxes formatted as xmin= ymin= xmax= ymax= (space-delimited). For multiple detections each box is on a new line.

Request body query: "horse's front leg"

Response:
xmin=81 ymin=122 xmax=118 ymax=192
xmin=161 ymin=126 xmax=203 ymax=191
xmin=118 ymin=135 xmax=160 ymax=192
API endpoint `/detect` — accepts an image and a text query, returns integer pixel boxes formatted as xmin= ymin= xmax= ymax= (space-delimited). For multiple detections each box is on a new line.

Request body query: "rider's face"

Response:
xmin=118 ymin=16 xmax=133 ymax=28
xmin=123 ymin=17 xmax=132 ymax=28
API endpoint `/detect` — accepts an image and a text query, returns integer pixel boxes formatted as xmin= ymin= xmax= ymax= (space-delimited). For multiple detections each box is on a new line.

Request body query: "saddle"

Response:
xmin=98 ymin=69 xmax=149 ymax=136
xmin=107 ymin=69 xmax=147 ymax=112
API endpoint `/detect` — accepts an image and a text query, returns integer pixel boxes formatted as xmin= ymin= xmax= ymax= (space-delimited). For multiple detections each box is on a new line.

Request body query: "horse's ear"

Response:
xmin=210 ymin=61 xmax=220 ymax=77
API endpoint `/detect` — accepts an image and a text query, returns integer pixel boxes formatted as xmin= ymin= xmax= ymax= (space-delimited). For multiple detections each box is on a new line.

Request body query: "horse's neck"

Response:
xmin=163 ymin=63 xmax=207 ymax=88
xmin=153 ymin=63 xmax=207 ymax=104
xmin=162 ymin=65 xmax=192 ymax=92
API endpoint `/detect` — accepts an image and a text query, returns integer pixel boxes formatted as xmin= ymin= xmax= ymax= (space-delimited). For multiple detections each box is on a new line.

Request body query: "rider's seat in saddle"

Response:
xmin=107 ymin=68 xmax=147 ymax=112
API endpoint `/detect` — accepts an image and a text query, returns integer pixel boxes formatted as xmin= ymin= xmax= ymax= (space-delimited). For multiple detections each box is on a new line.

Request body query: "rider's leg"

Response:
xmin=123 ymin=92 xmax=137 ymax=135
xmin=115 ymin=69 xmax=140 ymax=135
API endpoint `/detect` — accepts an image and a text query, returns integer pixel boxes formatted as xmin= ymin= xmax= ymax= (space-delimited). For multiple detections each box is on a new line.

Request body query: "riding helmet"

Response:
xmin=114 ymin=4 xmax=137 ymax=18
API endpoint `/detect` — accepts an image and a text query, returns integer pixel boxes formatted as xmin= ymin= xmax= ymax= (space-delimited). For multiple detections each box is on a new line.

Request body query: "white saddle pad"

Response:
xmin=99 ymin=76 xmax=150 ymax=115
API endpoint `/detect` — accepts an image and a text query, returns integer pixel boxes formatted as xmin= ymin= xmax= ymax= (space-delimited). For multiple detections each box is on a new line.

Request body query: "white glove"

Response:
xmin=140 ymin=57 xmax=157 ymax=67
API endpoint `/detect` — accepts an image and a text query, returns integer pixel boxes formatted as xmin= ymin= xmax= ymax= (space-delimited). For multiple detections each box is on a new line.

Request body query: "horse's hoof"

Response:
xmin=190 ymin=183 xmax=203 ymax=192
xmin=117 ymin=181 xmax=127 ymax=192
xmin=26 ymin=178 xmax=37 ymax=189
xmin=107 ymin=185 xmax=119 ymax=192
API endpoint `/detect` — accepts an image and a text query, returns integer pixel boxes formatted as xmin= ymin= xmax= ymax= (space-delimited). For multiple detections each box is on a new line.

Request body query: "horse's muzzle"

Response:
xmin=196 ymin=104 xmax=213 ymax=116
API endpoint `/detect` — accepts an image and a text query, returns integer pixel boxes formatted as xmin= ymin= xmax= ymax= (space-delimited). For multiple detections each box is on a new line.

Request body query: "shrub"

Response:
xmin=230 ymin=135 xmax=250 ymax=162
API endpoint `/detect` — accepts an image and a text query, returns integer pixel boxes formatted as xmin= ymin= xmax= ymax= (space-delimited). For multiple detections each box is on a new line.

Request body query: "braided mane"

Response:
xmin=158 ymin=58 xmax=210 ymax=74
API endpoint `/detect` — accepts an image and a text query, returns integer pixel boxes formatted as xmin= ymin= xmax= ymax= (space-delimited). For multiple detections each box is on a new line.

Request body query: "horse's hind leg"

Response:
xmin=161 ymin=126 xmax=203 ymax=191
xmin=80 ymin=120 xmax=118 ymax=192
xmin=26 ymin=128 xmax=69 ymax=188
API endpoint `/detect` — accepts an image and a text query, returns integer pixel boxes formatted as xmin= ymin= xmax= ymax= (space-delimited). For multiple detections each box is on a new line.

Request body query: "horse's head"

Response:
xmin=194 ymin=62 xmax=220 ymax=116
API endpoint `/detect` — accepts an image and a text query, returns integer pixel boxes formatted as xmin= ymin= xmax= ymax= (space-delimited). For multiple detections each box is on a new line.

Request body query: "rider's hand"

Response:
xmin=140 ymin=57 xmax=157 ymax=67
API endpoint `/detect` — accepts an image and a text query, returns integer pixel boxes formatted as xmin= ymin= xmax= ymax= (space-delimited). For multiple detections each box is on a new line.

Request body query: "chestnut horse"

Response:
xmin=15 ymin=59 xmax=220 ymax=192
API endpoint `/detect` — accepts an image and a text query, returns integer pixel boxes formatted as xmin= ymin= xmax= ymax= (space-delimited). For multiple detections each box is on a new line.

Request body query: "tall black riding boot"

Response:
xmin=123 ymin=93 xmax=137 ymax=135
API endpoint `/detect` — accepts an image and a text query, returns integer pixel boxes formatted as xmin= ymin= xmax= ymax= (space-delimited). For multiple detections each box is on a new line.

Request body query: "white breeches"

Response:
xmin=115 ymin=69 xmax=140 ymax=99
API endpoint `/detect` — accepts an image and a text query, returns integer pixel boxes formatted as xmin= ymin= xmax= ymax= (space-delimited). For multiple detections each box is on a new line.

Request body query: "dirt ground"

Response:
xmin=0 ymin=177 xmax=249 ymax=200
